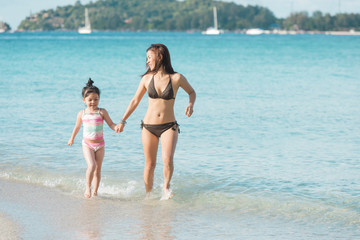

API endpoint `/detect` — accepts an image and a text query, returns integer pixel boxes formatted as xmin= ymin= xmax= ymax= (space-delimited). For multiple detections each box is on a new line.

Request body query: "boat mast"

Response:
xmin=85 ymin=8 xmax=91 ymax=28
xmin=213 ymin=7 xmax=218 ymax=30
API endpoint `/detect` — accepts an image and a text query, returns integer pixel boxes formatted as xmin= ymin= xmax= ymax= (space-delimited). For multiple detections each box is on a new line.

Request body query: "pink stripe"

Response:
xmin=84 ymin=136 xmax=104 ymax=141
xmin=82 ymin=140 xmax=105 ymax=152
xmin=84 ymin=141 xmax=104 ymax=147
xmin=83 ymin=118 xmax=103 ymax=124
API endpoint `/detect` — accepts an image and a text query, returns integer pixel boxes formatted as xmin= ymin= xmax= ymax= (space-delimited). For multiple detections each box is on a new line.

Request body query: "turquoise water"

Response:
xmin=1 ymin=32 xmax=360 ymax=239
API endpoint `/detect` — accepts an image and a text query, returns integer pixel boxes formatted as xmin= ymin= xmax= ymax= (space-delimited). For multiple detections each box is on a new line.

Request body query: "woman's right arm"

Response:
xmin=179 ymin=74 xmax=196 ymax=117
xmin=68 ymin=111 xmax=82 ymax=146
xmin=115 ymin=78 xmax=147 ymax=133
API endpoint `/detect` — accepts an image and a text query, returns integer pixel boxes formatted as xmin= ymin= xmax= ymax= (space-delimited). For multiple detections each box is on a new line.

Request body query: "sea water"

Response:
xmin=0 ymin=32 xmax=359 ymax=239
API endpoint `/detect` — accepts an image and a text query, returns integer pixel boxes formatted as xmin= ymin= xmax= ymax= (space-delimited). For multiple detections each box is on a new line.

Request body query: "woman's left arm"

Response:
xmin=101 ymin=109 xmax=117 ymax=131
xmin=179 ymin=74 xmax=196 ymax=117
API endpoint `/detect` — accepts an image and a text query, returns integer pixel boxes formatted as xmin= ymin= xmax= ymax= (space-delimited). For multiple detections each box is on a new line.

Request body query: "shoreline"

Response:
xmin=0 ymin=178 xmax=359 ymax=239
xmin=1 ymin=29 xmax=360 ymax=36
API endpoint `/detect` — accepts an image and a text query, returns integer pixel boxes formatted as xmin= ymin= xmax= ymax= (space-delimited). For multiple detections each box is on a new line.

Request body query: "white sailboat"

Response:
xmin=245 ymin=28 xmax=264 ymax=35
xmin=202 ymin=6 xmax=223 ymax=35
xmin=78 ymin=8 xmax=91 ymax=34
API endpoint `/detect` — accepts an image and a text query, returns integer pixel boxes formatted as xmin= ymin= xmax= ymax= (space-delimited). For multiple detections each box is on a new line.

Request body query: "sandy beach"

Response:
xmin=1 ymin=178 xmax=244 ymax=239
xmin=0 ymin=211 xmax=20 ymax=240
xmin=0 ymin=179 xmax=149 ymax=239
xmin=0 ymin=178 xmax=205 ymax=239
xmin=0 ymin=179 xmax=87 ymax=239
xmin=2 ymin=178 xmax=358 ymax=240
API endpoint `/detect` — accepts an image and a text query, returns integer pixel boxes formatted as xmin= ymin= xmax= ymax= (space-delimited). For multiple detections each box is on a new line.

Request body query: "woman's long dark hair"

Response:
xmin=142 ymin=44 xmax=176 ymax=77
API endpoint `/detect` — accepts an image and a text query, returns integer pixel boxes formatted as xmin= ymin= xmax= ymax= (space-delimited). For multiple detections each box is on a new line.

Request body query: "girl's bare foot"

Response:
xmin=84 ymin=188 xmax=91 ymax=198
xmin=92 ymin=191 xmax=98 ymax=197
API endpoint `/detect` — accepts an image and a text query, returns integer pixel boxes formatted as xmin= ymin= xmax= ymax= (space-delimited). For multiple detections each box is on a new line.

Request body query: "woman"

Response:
xmin=115 ymin=44 xmax=196 ymax=199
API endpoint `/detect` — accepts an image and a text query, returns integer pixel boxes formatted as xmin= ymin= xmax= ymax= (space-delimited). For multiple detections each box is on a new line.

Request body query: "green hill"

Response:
xmin=18 ymin=0 xmax=276 ymax=31
xmin=17 ymin=0 xmax=360 ymax=31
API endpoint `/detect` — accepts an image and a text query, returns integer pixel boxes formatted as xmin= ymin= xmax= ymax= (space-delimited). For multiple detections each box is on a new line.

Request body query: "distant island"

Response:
xmin=0 ymin=21 xmax=11 ymax=32
xmin=15 ymin=0 xmax=360 ymax=32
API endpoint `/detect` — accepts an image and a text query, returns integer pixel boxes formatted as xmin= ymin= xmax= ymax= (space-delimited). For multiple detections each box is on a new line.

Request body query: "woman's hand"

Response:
xmin=185 ymin=104 xmax=194 ymax=117
xmin=68 ymin=139 xmax=74 ymax=146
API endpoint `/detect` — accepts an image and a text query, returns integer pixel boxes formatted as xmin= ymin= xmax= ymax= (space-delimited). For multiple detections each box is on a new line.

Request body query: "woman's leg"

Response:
xmin=160 ymin=126 xmax=178 ymax=198
xmin=92 ymin=147 xmax=105 ymax=197
xmin=82 ymin=145 xmax=97 ymax=198
xmin=142 ymin=128 xmax=159 ymax=194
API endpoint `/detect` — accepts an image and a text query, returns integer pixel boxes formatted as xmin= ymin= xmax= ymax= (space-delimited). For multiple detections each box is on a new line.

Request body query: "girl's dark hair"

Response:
xmin=82 ymin=78 xmax=100 ymax=98
xmin=142 ymin=44 xmax=176 ymax=77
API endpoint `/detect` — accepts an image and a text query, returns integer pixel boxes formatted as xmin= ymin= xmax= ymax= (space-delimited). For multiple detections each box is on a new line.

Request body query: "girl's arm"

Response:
xmin=100 ymin=109 xmax=116 ymax=131
xmin=68 ymin=111 xmax=82 ymax=146
xmin=115 ymin=78 xmax=147 ymax=133
xmin=179 ymin=74 xmax=196 ymax=117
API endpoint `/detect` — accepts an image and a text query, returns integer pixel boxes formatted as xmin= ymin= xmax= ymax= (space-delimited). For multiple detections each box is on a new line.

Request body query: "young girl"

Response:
xmin=68 ymin=78 xmax=117 ymax=198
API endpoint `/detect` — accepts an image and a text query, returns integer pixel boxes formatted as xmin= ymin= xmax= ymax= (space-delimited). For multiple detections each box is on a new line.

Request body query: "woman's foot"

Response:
xmin=92 ymin=191 xmax=98 ymax=197
xmin=84 ymin=187 xmax=91 ymax=198
xmin=160 ymin=188 xmax=174 ymax=200
xmin=144 ymin=192 xmax=151 ymax=200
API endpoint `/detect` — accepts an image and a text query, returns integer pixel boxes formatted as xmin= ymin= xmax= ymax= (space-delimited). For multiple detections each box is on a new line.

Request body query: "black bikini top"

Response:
xmin=147 ymin=75 xmax=175 ymax=100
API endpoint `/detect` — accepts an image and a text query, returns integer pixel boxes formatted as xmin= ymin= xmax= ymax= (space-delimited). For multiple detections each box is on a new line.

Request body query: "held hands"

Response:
xmin=115 ymin=123 xmax=125 ymax=133
xmin=185 ymin=104 xmax=194 ymax=117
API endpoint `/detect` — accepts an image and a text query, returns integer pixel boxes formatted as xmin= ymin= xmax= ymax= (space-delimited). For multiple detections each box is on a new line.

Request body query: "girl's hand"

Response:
xmin=68 ymin=139 xmax=74 ymax=146
xmin=185 ymin=104 xmax=194 ymax=117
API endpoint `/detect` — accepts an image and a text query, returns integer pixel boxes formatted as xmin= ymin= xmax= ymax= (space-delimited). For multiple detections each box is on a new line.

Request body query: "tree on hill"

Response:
xmin=281 ymin=11 xmax=360 ymax=31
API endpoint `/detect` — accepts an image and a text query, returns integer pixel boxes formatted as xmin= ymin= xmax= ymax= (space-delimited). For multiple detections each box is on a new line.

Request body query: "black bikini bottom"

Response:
xmin=141 ymin=121 xmax=180 ymax=138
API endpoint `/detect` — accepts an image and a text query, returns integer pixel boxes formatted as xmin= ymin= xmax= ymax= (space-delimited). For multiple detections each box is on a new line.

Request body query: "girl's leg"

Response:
xmin=142 ymin=128 xmax=159 ymax=195
xmin=160 ymin=127 xmax=178 ymax=199
xmin=82 ymin=145 xmax=97 ymax=198
xmin=92 ymin=147 xmax=105 ymax=197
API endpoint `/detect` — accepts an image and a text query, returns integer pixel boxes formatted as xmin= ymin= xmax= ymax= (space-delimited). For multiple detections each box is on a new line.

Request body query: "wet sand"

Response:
xmin=1 ymin=178 xmax=357 ymax=239
xmin=0 ymin=212 xmax=20 ymax=240
xmin=0 ymin=179 xmax=182 ymax=239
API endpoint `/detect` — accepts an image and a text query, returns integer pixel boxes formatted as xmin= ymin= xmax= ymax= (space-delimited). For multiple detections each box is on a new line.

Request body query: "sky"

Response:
xmin=0 ymin=0 xmax=359 ymax=29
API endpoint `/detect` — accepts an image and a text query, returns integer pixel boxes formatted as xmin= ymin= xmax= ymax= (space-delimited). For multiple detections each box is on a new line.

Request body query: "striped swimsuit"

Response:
xmin=82 ymin=109 xmax=104 ymax=152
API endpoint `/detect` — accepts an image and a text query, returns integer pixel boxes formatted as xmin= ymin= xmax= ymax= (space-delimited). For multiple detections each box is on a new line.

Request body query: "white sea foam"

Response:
xmin=1 ymin=165 xmax=359 ymax=229
xmin=98 ymin=180 xmax=138 ymax=197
